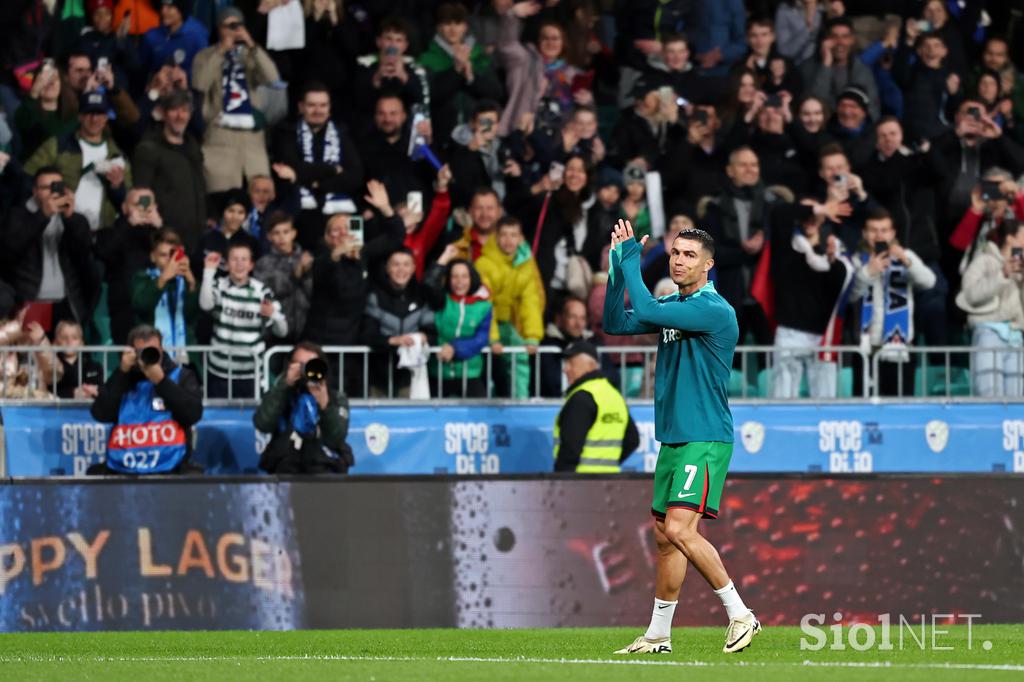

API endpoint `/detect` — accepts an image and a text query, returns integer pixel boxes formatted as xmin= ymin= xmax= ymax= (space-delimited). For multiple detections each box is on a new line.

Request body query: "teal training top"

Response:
xmin=602 ymin=239 xmax=738 ymax=444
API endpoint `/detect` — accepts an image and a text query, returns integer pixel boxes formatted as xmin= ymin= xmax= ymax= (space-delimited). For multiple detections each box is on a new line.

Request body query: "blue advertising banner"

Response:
xmin=2 ymin=403 xmax=1024 ymax=476
xmin=0 ymin=482 xmax=303 ymax=631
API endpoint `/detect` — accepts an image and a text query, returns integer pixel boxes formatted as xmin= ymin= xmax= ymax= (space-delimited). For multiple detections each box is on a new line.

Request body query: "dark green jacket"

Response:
xmin=418 ymin=36 xmax=503 ymax=144
xmin=23 ymin=129 xmax=132 ymax=228
xmin=252 ymin=377 xmax=350 ymax=455
xmin=130 ymin=270 xmax=201 ymax=346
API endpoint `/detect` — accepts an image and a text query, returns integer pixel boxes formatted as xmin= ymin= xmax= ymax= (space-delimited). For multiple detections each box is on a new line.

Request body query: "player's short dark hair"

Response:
xmin=675 ymin=228 xmax=715 ymax=257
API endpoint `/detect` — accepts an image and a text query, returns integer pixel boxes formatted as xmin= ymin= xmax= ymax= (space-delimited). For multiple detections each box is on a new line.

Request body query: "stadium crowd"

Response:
xmin=0 ymin=0 xmax=1023 ymax=401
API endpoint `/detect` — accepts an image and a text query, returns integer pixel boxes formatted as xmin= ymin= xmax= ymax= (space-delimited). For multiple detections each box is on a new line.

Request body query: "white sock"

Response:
xmin=644 ymin=598 xmax=677 ymax=640
xmin=713 ymin=581 xmax=751 ymax=621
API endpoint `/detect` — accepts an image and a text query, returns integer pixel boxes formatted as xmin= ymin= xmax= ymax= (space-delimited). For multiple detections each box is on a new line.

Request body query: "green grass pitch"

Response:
xmin=1 ymin=625 xmax=1022 ymax=681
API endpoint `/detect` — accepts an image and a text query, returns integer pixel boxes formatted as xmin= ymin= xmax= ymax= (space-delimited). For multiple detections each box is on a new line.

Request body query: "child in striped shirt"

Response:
xmin=199 ymin=243 xmax=287 ymax=398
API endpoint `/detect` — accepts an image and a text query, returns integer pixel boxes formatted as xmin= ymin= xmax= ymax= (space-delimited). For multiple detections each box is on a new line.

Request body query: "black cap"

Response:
xmin=161 ymin=0 xmax=190 ymax=17
xmin=563 ymin=340 xmax=599 ymax=362
xmin=630 ymin=74 xmax=659 ymax=100
xmin=79 ymin=90 xmax=110 ymax=114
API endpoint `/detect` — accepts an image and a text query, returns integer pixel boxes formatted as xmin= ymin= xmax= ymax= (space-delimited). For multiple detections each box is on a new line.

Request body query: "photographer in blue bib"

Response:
xmin=254 ymin=342 xmax=354 ymax=475
xmin=89 ymin=324 xmax=204 ymax=475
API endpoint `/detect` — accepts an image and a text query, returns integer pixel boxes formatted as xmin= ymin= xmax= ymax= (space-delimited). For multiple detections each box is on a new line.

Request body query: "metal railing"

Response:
xmin=869 ymin=345 xmax=1024 ymax=399
xmin=262 ymin=344 xmax=563 ymax=400
xmin=2 ymin=343 xmax=1022 ymax=404
xmin=0 ymin=345 xmax=262 ymax=403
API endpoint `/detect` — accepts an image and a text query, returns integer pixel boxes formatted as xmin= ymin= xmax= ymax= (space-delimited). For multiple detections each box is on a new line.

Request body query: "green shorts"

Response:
xmin=651 ymin=441 xmax=733 ymax=520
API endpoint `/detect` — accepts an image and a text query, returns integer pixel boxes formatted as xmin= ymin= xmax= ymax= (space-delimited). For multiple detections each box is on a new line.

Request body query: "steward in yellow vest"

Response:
xmin=554 ymin=341 xmax=639 ymax=472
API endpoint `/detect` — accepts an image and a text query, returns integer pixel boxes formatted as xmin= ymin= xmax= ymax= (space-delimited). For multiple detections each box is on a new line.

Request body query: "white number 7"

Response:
xmin=683 ymin=464 xmax=698 ymax=490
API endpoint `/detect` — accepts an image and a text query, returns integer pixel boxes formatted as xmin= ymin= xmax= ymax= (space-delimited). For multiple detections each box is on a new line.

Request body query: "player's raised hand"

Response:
xmin=611 ymin=218 xmax=648 ymax=250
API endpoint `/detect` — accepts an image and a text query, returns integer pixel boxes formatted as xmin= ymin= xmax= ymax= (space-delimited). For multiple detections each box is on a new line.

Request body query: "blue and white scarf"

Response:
xmin=859 ymin=253 xmax=910 ymax=347
xmin=147 ymin=268 xmax=188 ymax=354
xmin=287 ymin=391 xmax=320 ymax=437
xmin=220 ymin=47 xmax=255 ymax=129
xmin=297 ymin=119 xmax=354 ymax=214
xmin=245 ymin=206 xmax=263 ymax=242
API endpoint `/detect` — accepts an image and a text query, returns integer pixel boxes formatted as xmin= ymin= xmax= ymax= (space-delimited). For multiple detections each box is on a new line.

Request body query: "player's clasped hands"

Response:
xmin=610 ymin=218 xmax=649 ymax=252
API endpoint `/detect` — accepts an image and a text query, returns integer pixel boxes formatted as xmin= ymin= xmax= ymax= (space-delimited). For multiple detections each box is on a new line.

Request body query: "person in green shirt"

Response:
xmin=603 ymin=219 xmax=760 ymax=656
xmin=131 ymin=228 xmax=200 ymax=365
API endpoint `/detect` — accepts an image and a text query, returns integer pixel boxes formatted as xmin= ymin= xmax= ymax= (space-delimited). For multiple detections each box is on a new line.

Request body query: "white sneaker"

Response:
xmin=722 ymin=612 xmax=761 ymax=653
xmin=613 ymin=634 xmax=672 ymax=654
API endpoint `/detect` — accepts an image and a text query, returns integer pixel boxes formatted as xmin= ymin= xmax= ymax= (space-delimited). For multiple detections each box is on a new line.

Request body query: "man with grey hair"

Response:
xmin=133 ymin=89 xmax=207 ymax=250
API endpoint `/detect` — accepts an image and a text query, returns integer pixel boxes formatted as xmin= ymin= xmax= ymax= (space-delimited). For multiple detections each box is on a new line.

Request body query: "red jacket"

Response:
xmin=950 ymin=194 xmax=1024 ymax=251
xmin=404 ymin=190 xmax=451 ymax=280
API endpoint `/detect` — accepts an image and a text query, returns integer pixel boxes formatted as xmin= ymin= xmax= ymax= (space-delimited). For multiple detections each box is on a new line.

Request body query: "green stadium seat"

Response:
xmin=754 ymin=366 xmax=853 ymax=399
xmin=915 ymin=366 xmax=971 ymax=397
xmin=728 ymin=368 xmax=751 ymax=397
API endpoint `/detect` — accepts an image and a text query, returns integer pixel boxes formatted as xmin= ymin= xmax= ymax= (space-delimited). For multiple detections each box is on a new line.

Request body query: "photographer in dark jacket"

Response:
xmin=90 ymin=324 xmax=203 ymax=475
xmin=253 ymin=341 xmax=353 ymax=474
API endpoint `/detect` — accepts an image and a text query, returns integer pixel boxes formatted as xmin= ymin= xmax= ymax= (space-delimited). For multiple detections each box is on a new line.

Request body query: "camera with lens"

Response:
xmin=300 ymin=357 xmax=328 ymax=387
xmin=139 ymin=346 xmax=162 ymax=366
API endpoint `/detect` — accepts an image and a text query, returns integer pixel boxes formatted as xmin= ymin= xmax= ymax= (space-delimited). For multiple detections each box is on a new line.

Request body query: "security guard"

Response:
xmin=553 ymin=341 xmax=639 ymax=472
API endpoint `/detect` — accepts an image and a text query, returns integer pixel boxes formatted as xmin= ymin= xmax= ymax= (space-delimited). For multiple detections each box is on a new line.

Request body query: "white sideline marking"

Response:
xmin=1 ymin=654 xmax=1022 ymax=672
